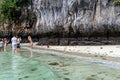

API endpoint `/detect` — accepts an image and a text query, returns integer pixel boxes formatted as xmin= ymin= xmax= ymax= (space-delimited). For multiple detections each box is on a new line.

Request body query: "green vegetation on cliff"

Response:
xmin=0 ymin=0 xmax=33 ymax=33
xmin=114 ymin=0 xmax=120 ymax=5
xmin=0 ymin=0 xmax=32 ymax=22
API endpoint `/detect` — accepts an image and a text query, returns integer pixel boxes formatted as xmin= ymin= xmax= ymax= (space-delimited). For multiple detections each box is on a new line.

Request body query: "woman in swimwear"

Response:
xmin=28 ymin=36 xmax=33 ymax=48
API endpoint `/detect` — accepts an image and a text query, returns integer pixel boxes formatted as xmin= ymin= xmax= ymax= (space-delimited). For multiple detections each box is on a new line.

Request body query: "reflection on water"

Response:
xmin=1 ymin=46 xmax=120 ymax=80
xmin=30 ymin=48 xmax=33 ymax=58
xmin=22 ymin=47 xmax=120 ymax=80
xmin=0 ymin=52 xmax=59 ymax=80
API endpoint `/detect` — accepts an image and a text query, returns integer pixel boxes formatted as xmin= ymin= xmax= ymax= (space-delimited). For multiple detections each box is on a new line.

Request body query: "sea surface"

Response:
xmin=0 ymin=46 xmax=120 ymax=80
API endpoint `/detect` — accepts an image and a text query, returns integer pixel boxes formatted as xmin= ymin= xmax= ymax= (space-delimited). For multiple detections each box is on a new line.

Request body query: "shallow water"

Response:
xmin=0 ymin=50 xmax=59 ymax=80
xmin=1 ymin=47 xmax=120 ymax=80
xmin=21 ymin=47 xmax=120 ymax=80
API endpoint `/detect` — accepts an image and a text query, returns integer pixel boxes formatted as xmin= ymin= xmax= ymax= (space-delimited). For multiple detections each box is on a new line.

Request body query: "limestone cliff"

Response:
xmin=33 ymin=0 xmax=120 ymax=37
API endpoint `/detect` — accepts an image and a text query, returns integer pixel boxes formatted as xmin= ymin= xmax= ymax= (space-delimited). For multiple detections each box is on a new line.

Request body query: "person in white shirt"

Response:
xmin=11 ymin=35 xmax=17 ymax=54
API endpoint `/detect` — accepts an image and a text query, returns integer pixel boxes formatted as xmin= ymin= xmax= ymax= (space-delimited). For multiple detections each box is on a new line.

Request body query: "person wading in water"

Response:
xmin=28 ymin=36 xmax=33 ymax=48
xmin=28 ymin=36 xmax=33 ymax=57
xmin=11 ymin=35 xmax=17 ymax=54
xmin=16 ymin=36 xmax=21 ymax=54
xmin=0 ymin=38 xmax=4 ymax=51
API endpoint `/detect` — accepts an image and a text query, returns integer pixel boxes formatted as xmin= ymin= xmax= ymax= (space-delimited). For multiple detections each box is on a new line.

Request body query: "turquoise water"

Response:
xmin=1 ymin=46 xmax=120 ymax=80
xmin=0 ymin=51 xmax=59 ymax=80
xmin=21 ymin=47 xmax=120 ymax=80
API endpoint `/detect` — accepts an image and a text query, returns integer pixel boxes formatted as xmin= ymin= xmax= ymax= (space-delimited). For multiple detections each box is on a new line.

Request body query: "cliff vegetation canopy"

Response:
xmin=114 ymin=0 xmax=120 ymax=5
xmin=0 ymin=0 xmax=31 ymax=22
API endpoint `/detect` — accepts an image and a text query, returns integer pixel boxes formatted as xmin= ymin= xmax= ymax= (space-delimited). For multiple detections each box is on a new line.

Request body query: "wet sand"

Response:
xmin=21 ymin=43 xmax=120 ymax=62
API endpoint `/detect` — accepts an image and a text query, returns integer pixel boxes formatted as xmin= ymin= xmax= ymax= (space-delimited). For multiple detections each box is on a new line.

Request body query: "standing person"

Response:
xmin=28 ymin=36 xmax=33 ymax=48
xmin=3 ymin=38 xmax=8 ymax=51
xmin=0 ymin=38 xmax=4 ymax=51
xmin=11 ymin=35 xmax=17 ymax=54
xmin=16 ymin=37 xmax=21 ymax=53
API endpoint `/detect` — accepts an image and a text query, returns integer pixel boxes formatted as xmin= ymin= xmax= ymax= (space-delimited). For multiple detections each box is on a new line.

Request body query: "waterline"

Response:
xmin=24 ymin=47 xmax=120 ymax=69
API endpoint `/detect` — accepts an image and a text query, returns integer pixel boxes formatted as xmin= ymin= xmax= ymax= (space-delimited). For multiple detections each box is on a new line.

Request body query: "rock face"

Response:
xmin=33 ymin=0 xmax=120 ymax=36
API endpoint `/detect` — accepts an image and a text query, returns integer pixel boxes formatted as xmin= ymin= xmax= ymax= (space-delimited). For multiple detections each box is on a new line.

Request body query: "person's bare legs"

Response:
xmin=16 ymin=48 xmax=20 ymax=55
xmin=12 ymin=48 xmax=15 ymax=54
xmin=30 ymin=49 xmax=33 ymax=57
xmin=4 ymin=46 xmax=6 ymax=52
xmin=12 ymin=47 xmax=17 ymax=54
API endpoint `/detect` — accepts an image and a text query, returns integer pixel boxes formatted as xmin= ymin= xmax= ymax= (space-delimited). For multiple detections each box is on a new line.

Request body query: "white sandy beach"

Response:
xmin=34 ymin=45 xmax=120 ymax=57
xmin=21 ymin=43 xmax=120 ymax=61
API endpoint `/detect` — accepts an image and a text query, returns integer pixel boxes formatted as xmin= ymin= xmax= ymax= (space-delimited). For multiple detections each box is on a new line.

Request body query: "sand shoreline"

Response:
xmin=21 ymin=43 xmax=120 ymax=62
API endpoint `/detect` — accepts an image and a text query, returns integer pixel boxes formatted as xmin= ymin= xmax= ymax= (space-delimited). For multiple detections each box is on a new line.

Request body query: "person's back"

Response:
xmin=11 ymin=36 xmax=17 ymax=53
xmin=11 ymin=37 xmax=17 ymax=44
xmin=16 ymin=37 xmax=21 ymax=53
xmin=17 ymin=37 xmax=21 ymax=44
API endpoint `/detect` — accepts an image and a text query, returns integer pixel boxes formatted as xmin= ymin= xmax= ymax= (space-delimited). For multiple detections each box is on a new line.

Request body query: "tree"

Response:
xmin=114 ymin=0 xmax=120 ymax=5
xmin=1 ymin=0 xmax=21 ymax=22
xmin=0 ymin=0 xmax=32 ymax=22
